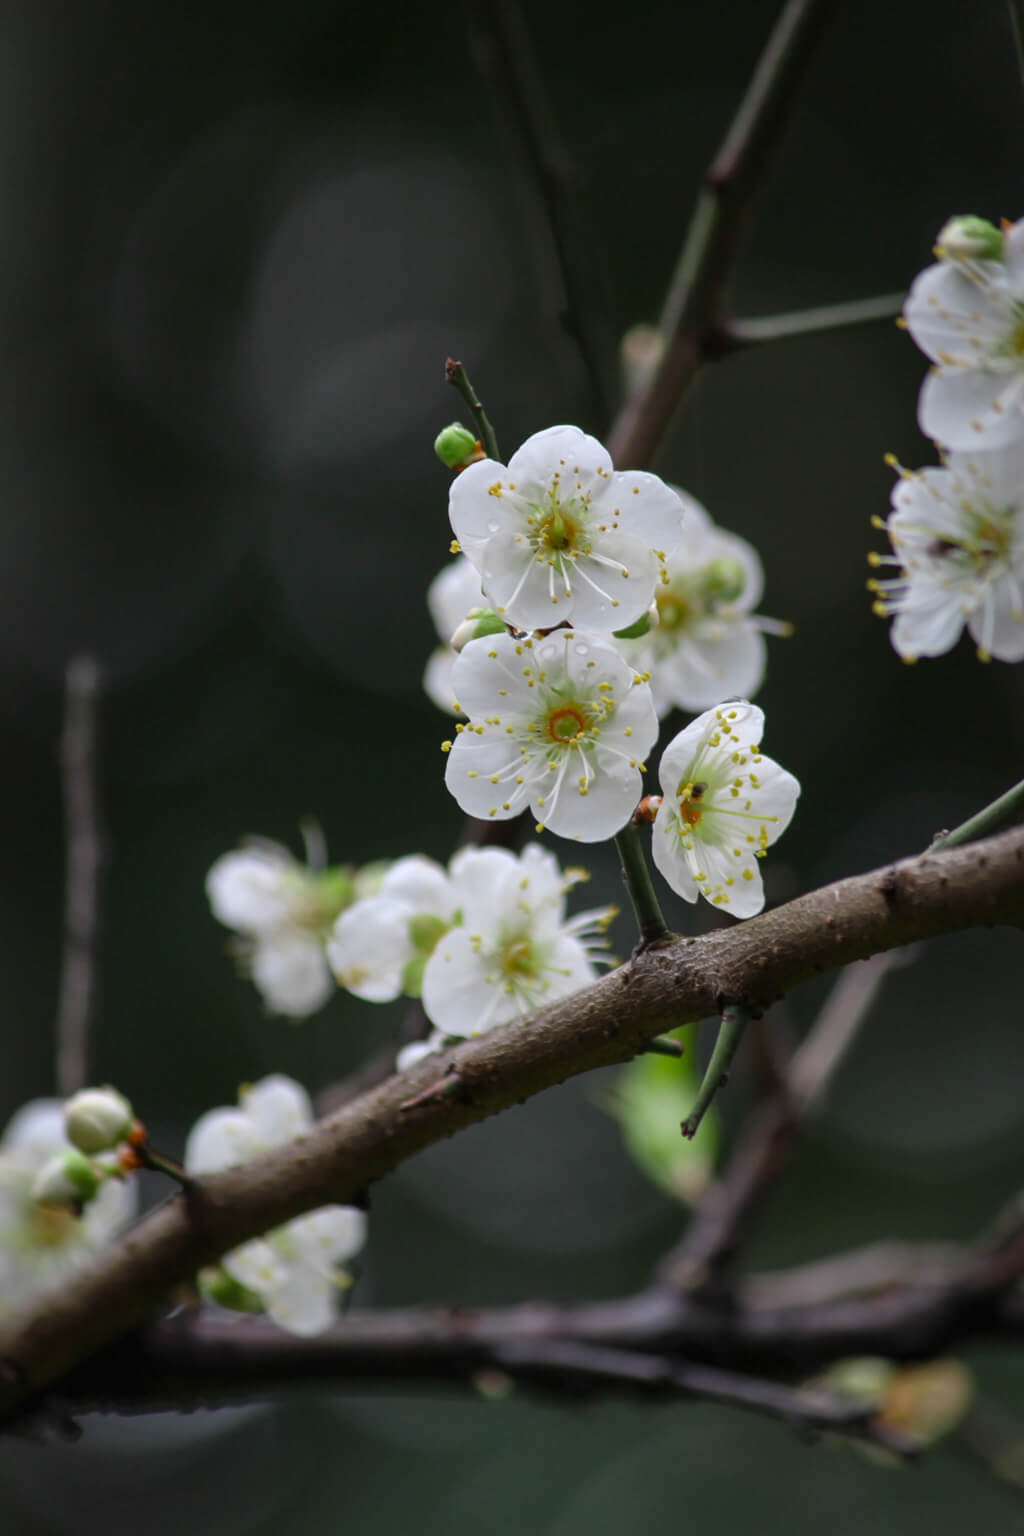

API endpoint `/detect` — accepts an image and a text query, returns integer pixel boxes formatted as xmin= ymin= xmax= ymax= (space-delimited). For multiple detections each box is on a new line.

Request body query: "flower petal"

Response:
xmin=240 ymin=1075 xmax=314 ymax=1146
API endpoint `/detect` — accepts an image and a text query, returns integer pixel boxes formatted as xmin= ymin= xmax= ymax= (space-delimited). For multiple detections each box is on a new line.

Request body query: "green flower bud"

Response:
xmin=451 ymin=608 xmax=506 ymax=652
xmin=400 ymin=954 xmax=427 ymax=998
xmin=199 ymin=1265 xmax=265 ymax=1314
xmin=64 ymin=1086 xmax=134 ymax=1155
xmin=935 ymin=215 xmax=1003 ymax=262
xmin=31 ymin=1149 xmax=101 ymax=1208
xmin=407 ymin=913 xmax=449 ymax=954
xmin=315 ymin=867 xmax=355 ymax=922
xmin=704 ymin=557 xmax=747 ymax=604
xmin=434 ymin=422 xmax=479 ymax=469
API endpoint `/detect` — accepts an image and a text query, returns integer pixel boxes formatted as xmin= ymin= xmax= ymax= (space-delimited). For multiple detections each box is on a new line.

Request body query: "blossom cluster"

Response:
xmin=872 ymin=216 xmax=1024 ymax=662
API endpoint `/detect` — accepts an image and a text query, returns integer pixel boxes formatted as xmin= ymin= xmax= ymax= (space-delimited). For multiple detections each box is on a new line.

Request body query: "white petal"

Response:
xmin=423 ymin=646 xmax=460 ymax=715
xmin=660 ymin=621 xmax=766 ymax=712
xmin=327 ymin=897 xmax=416 ymax=1002
xmin=448 ymin=456 xmax=514 ymax=547
xmin=1 ymin=1100 xmax=67 ymax=1163
xmin=447 ymin=846 xmax=522 ymax=938
xmin=918 ymin=368 xmax=1024 ymax=451
xmin=422 ymin=927 xmax=510 ymax=1036
xmin=396 ymin=1033 xmax=447 ymax=1071
xmin=426 ymin=556 xmax=486 ymax=641
xmin=658 ymin=703 xmax=765 ymax=795
xmin=480 ymin=530 xmax=565 ymax=629
xmin=185 ymin=1108 xmax=262 ymax=1175
xmin=286 ymin=1206 xmax=367 ymax=1269
xmin=890 ymin=580 xmax=967 ymax=659
xmin=594 ymin=470 xmax=686 ymax=556
xmin=506 ymin=424 xmax=612 ymax=498
xmin=444 ymin=732 xmax=531 ymax=824
xmin=223 ymin=1236 xmax=289 ymax=1294
xmin=264 ymin=1262 xmax=337 ymax=1337
xmin=538 ymin=752 xmax=643 ymax=841
xmin=903 ymin=260 xmax=1013 ymax=365
xmin=380 ymin=856 xmax=454 ymax=919
xmin=251 ymin=935 xmax=334 ymax=1018
xmin=651 ymin=806 xmax=701 ymax=904
xmin=206 ymin=850 xmax=297 ymax=935
xmin=567 ymin=533 xmax=660 ymax=630
xmin=240 ymin=1074 xmax=314 ymax=1145
xmin=449 ymin=632 xmax=535 ymax=718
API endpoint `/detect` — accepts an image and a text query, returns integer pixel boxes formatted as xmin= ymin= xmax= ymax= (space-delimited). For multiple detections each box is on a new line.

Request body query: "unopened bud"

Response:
xmin=199 ymin=1265 xmax=264 ymax=1314
xmin=704 ymin=557 xmax=747 ymax=604
xmin=64 ymin=1087 xmax=135 ymax=1155
xmin=32 ymin=1149 xmax=100 ymax=1208
xmin=614 ymin=602 xmax=659 ymax=641
xmin=935 ymin=215 xmax=1003 ymax=262
xmin=450 ymin=608 xmax=506 ymax=652
xmin=434 ymin=422 xmax=480 ymax=470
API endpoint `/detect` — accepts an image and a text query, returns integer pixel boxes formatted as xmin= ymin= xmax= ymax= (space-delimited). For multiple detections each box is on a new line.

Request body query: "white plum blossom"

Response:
xmin=616 ymin=492 xmax=785 ymax=714
xmin=185 ymin=1075 xmax=366 ymax=1337
xmin=443 ymin=628 xmax=659 ymax=841
xmin=652 ymin=703 xmax=800 ymax=918
xmin=207 ymin=840 xmax=356 ymax=1018
xmin=449 ymin=425 xmax=687 ymax=632
xmin=0 ymin=1099 xmax=136 ymax=1316
xmin=327 ymin=855 xmax=456 ymax=1002
xmin=422 ymin=844 xmax=616 ymax=1038
xmin=869 ymin=443 xmax=1024 ymax=661
xmin=904 ymin=216 xmax=1024 ymax=450
xmin=423 ymin=554 xmax=487 ymax=714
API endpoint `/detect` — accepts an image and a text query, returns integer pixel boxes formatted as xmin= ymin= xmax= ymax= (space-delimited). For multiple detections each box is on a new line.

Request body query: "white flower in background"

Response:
xmin=652 ymin=703 xmax=800 ymax=917
xmin=443 ymin=629 xmax=658 ymax=841
xmin=396 ymin=1031 xmax=450 ymax=1071
xmin=422 ymin=844 xmax=616 ymax=1037
xmin=903 ymin=215 xmax=1024 ymax=450
xmin=207 ymin=839 xmax=357 ymax=1018
xmin=328 ymin=855 xmax=456 ymax=1001
xmin=0 ymin=1099 xmax=136 ymax=1315
xmin=449 ymin=425 xmax=687 ymax=632
xmin=869 ymin=443 xmax=1024 ymax=661
xmin=617 ymin=492 xmax=786 ymax=713
xmin=423 ymin=555 xmax=487 ymax=714
xmin=185 ymin=1075 xmax=366 ymax=1338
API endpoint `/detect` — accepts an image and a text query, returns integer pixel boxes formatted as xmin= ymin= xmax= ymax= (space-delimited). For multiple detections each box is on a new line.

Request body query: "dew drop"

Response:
xmin=487 ymin=521 xmax=500 ymax=534
xmin=574 ymin=643 xmax=589 ymax=656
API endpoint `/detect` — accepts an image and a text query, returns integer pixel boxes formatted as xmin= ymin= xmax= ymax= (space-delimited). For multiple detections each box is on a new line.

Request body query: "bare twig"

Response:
xmin=55 ymin=656 xmax=104 ymax=1099
xmin=657 ymin=949 xmax=915 ymax=1292
xmin=607 ymin=0 xmax=839 ymax=468
xmin=0 ymin=829 xmax=1022 ymax=1421
xmin=464 ymin=0 xmax=616 ymax=421
xmin=721 ymin=292 xmax=904 ymax=350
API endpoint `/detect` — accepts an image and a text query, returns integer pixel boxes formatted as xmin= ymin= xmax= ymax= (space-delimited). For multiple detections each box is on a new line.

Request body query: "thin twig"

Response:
xmin=464 ymin=0 xmax=616 ymax=421
xmin=445 ymin=359 xmax=500 ymax=461
xmin=720 ymin=291 xmax=904 ymax=350
xmin=1008 ymin=0 xmax=1024 ymax=89
xmin=659 ymin=950 xmax=913 ymax=1291
xmin=55 ymin=656 xmax=104 ymax=1099
xmin=607 ymin=0 xmax=839 ymax=468
xmin=930 ymin=776 xmax=1024 ymax=852
xmin=614 ymin=821 xmax=670 ymax=946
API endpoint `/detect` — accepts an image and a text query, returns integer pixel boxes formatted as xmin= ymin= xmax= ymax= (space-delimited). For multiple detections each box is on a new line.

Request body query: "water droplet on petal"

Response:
xmin=487 ymin=521 xmax=500 ymax=534
xmin=574 ymin=643 xmax=589 ymax=655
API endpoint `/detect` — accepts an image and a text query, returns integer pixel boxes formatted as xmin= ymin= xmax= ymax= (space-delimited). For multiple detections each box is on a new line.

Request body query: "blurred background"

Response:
xmin=1 ymin=0 xmax=1023 ymax=1529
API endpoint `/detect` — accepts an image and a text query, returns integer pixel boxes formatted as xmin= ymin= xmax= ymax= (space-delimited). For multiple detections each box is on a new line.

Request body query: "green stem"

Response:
xmin=135 ymin=1142 xmax=193 ymax=1189
xmin=445 ymin=359 xmax=500 ymax=461
xmin=615 ymin=823 xmax=669 ymax=947
xmin=682 ymin=1003 xmax=750 ymax=1140
xmin=930 ymin=778 xmax=1024 ymax=852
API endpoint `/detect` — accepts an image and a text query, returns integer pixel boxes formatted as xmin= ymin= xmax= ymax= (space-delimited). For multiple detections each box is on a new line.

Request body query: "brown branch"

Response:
xmin=54 ymin=656 xmax=104 ymax=1098
xmin=32 ymin=1200 xmax=1024 ymax=1444
xmin=1 ymin=828 xmax=1022 ymax=1421
xmin=658 ymin=948 xmax=915 ymax=1293
xmin=607 ymin=0 xmax=838 ymax=469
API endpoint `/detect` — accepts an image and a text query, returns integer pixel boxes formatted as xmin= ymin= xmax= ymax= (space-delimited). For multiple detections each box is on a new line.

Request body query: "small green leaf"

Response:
xmin=610 ymin=1043 xmax=718 ymax=1203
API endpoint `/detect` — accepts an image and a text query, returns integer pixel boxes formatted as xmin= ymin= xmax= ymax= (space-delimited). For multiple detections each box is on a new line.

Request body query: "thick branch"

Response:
xmin=1 ymin=828 xmax=1022 ymax=1419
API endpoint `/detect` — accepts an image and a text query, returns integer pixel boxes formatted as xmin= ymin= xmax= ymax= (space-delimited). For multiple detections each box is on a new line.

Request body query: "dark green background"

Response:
xmin=1 ymin=0 xmax=1022 ymax=1529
